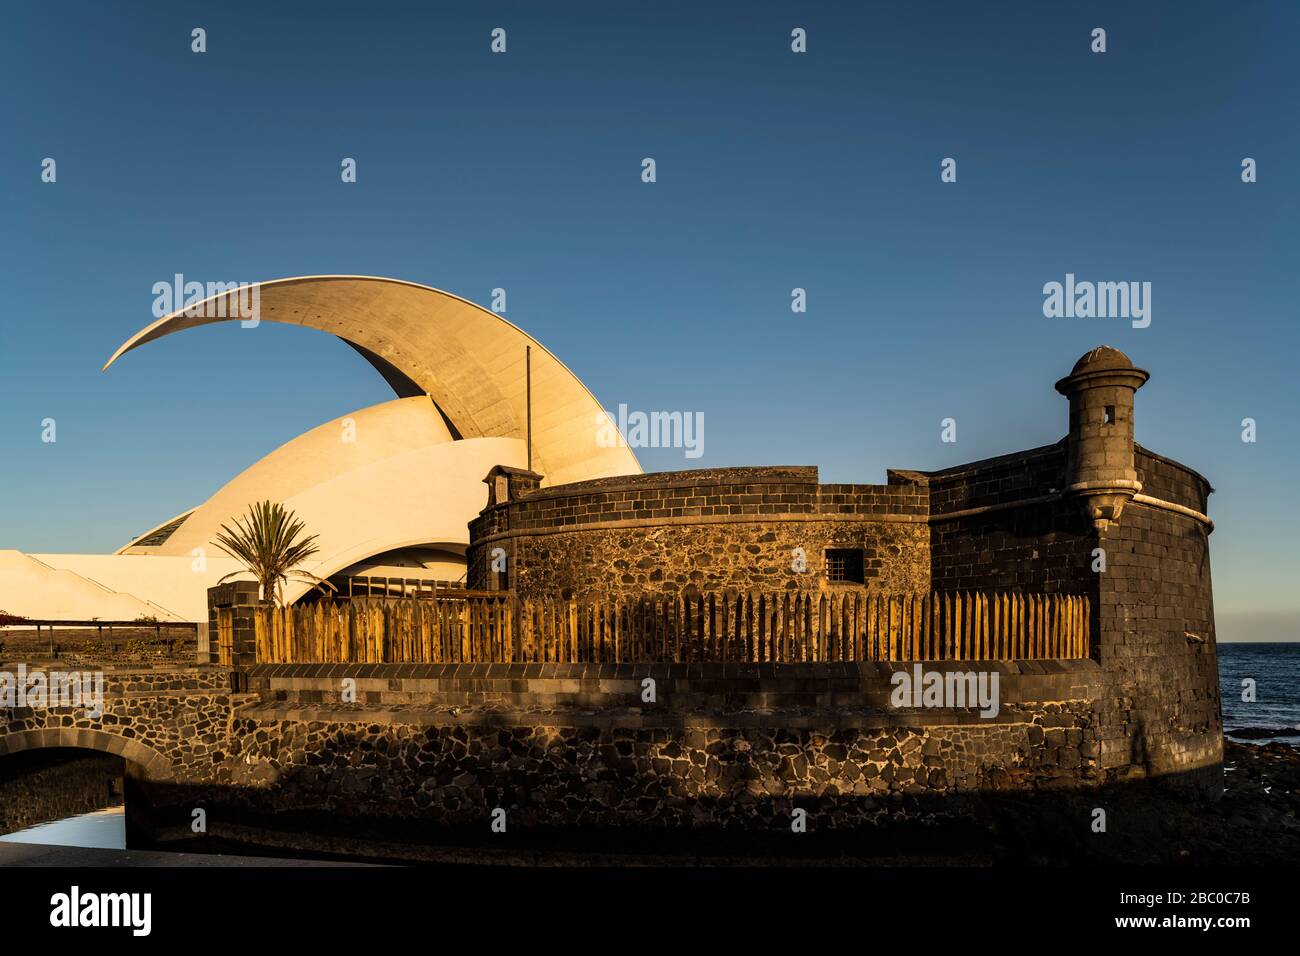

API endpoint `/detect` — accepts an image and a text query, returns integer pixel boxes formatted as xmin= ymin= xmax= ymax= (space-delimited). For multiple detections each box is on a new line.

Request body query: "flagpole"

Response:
xmin=526 ymin=345 xmax=532 ymax=471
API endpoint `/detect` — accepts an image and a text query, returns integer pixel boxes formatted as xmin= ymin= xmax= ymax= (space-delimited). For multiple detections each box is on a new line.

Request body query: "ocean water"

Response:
xmin=1218 ymin=643 xmax=1300 ymax=746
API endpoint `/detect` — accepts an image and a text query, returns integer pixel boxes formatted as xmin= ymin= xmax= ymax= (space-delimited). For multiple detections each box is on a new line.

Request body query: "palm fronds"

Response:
xmin=213 ymin=500 xmax=329 ymax=606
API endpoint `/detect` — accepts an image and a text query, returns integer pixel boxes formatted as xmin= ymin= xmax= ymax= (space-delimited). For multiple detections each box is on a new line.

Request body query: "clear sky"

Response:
xmin=1 ymin=1 xmax=1296 ymax=640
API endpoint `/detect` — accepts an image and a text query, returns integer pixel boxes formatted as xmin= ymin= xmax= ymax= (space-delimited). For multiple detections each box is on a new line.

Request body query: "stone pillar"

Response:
xmin=206 ymin=581 xmax=261 ymax=687
xmin=1054 ymin=346 xmax=1149 ymax=531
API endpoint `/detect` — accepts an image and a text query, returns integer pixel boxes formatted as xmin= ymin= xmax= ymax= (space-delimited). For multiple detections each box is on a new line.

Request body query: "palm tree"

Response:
xmin=213 ymin=501 xmax=329 ymax=606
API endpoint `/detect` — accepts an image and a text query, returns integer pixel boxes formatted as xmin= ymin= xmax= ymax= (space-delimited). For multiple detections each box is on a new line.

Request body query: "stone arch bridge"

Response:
xmin=0 ymin=666 xmax=236 ymax=783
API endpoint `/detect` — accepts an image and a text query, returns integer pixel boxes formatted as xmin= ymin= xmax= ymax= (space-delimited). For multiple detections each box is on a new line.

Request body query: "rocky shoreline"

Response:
xmin=1209 ymin=740 xmax=1300 ymax=861
xmin=975 ymin=739 xmax=1300 ymax=866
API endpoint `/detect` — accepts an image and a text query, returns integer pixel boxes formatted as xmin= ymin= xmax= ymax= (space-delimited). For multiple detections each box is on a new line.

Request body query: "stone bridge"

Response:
xmin=0 ymin=665 xmax=237 ymax=783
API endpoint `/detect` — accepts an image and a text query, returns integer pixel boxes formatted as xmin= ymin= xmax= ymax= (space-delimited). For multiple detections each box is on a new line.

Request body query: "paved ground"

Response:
xmin=0 ymin=841 xmax=375 ymax=867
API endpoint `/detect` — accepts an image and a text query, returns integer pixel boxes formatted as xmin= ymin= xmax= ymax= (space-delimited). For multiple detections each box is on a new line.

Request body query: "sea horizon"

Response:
xmin=1219 ymin=642 xmax=1300 ymax=747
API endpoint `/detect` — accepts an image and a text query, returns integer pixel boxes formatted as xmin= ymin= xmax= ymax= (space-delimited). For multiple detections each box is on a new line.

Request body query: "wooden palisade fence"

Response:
xmin=236 ymin=591 xmax=1091 ymax=665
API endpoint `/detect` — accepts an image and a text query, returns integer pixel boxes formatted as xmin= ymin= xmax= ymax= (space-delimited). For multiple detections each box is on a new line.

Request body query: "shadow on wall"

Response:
xmin=119 ymin=739 xmax=1244 ymax=867
xmin=1130 ymin=717 xmax=1151 ymax=776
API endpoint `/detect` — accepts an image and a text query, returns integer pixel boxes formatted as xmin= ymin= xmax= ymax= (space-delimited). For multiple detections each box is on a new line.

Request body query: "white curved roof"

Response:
xmin=111 ymin=400 xmax=525 ymax=608
xmin=3 ymin=398 xmax=520 ymax=620
xmin=119 ymin=397 xmax=527 ymax=606
xmin=0 ymin=550 xmax=210 ymax=622
xmin=120 ymin=395 xmax=460 ymax=556
xmin=104 ymin=275 xmax=642 ymax=487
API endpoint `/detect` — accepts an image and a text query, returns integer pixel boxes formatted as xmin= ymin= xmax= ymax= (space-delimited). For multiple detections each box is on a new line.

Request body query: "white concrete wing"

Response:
xmin=104 ymin=276 xmax=642 ymax=487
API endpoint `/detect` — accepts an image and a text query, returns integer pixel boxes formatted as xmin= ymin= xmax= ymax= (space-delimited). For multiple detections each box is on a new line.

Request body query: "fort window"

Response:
xmin=825 ymin=548 xmax=865 ymax=584
xmin=1104 ymin=405 xmax=1115 ymax=424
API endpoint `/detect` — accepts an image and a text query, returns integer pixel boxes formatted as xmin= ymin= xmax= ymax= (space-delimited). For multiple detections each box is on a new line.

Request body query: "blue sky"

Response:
xmin=1 ymin=2 xmax=1296 ymax=639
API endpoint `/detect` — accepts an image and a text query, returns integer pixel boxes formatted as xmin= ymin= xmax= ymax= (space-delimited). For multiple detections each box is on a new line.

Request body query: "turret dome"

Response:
xmin=1071 ymin=345 xmax=1134 ymax=375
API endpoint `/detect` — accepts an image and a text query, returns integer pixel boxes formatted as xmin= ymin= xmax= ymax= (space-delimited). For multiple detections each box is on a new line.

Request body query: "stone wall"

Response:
xmin=463 ymin=439 xmax=1222 ymax=793
xmin=0 ymin=652 xmax=1216 ymax=849
xmin=1135 ymin=446 xmax=1213 ymax=513
xmin=924 ymin=442 xmax=1098 ymax=594
xmin=920 ymin=443 xmax=1221 ymax=789
xmin=468 ymin=466 xmax=930 ymax=599
xmin=129 ymin=661 xmax=1106 ymax=841
xmin=1095 ymin=501 xmax=1220 ymax=782
xmin=248 ymin=660 xmax=1097 ymax=712
xmin=504 ymin=519 xmax=930 ymax=599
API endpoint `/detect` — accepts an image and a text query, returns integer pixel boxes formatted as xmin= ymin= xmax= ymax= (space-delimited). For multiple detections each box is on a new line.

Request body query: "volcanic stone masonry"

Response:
xmin=24 ymin=346 xmax=1219 ymax=853
xmin=466 ymin=346 xmax=1222 ymax=791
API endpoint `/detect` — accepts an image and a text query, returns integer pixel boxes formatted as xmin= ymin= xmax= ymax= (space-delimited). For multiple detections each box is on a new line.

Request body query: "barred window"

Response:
xmin=825 ymin=549 xmax=864 ymax=584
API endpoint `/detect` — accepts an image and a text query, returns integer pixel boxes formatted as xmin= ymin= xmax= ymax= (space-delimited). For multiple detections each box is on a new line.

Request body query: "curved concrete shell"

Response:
xmin=2 ymin=278 xmax=637 ymax=621
xmin=4 ymin=398 xmax=528 ymax=619
xmin=0 ymin=550 xmax=207 ymax=622
xmin=3 ymin=398 xmax=531 ymax=620
xmin=116 ymin=397 xmax=529 ymax=609
xmin=119 ymin=396 xmax=456 ymax=557
xmin=104 ymin=275 xmax=642 ymax=487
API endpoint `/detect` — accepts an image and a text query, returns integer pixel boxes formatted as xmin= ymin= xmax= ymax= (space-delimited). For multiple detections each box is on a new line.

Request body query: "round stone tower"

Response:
xmin=1054 ymin=346 xmax=1150 ymax=531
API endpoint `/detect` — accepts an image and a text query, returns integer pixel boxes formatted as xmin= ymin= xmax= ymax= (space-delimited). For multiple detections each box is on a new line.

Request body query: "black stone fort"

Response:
xmin=0 ymin=347 xmax=1221 ymax=850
